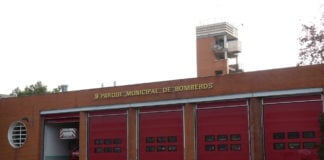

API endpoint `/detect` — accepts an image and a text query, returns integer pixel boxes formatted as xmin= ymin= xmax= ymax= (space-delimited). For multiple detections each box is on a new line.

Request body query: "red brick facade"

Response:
xmin=196 ymin=37 xmax=229 ymax=77
xmin=0 ymin=64 xmax=323 ymax=160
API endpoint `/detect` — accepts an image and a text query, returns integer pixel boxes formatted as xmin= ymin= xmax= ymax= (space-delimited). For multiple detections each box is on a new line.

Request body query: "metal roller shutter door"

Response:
xmin=88 ymin=110 xmax=127 ymax=160
xmin=139 ymin=105 xmax=183 ymax=160
xmin=44 ymin=113 xmax=80 ymax=123
xmin=263 ymin=95 xmax=322 ymax=160
xmin=197 ymin=100 xmax=249 ymax=160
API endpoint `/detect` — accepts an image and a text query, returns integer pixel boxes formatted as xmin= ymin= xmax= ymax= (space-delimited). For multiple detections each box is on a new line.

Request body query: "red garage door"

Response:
xmin=264 ymin=95 xmax=323 ymax=160
xmin=139 ymin=105 xmax=183 ymax=160
xmin=44 ymin=112 xmax=79 ymax=123
xmin=197 ymin=100 xmax=249 ymax=160
xmin=88 ymin=110 xmax=127 ymax=160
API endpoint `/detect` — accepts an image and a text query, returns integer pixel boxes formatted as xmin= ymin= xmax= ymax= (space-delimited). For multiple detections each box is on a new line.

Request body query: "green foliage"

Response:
xmin=10 ymin=81 xmax=48 ymax=97
xmin=52 ymin=85 xmax=65 ymax=93
xmin=298 ymin=10 xmax=324 ymax=66
xmin=52 ymin=87 xmax=61 ymax=93
xmin=10 ymin=82 xmax=67 ymax=97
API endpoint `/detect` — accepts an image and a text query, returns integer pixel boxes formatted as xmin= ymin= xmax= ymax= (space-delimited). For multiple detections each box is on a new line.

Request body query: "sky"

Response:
xmin=0 ymin=0 xmax=323 ymax=94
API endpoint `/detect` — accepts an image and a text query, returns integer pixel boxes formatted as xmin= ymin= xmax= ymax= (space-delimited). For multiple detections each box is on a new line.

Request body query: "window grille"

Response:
xmin=8 ymin=122 xmax=27 ymax=148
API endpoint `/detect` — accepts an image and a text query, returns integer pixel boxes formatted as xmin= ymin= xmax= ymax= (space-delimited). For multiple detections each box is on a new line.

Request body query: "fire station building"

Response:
xmin=0 ymin=22 xmax=324 ymax=160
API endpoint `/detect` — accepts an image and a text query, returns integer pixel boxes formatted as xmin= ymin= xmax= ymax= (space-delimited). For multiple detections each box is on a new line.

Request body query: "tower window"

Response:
xmin=215 ymin=38 xmax=224 ymax=48
xmin=215 ymin=70 xmax=223 ymax=76
xmin=215 ymin=53 xmax=225 ymax=60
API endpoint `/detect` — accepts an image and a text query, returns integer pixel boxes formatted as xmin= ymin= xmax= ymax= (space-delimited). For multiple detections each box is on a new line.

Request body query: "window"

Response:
xmin=218 ymin=144 xmax=228 ymax=151
xmin=230 ymin=144 xmax=241 ymax=151
xmin=274 ymin=143 xmax=285 ymax=150
xmin=273 ymin=132 xmax=285 ymax=139
xmin=113 ymin=138 xmax=122 ymax=144
xmin=8 ymin=121 xmax=27 ymax=148
xmin=215 ymin=53 xmax=225 ymax=60
xmin=157 ymin=146 xmax=166 ymax=152
xmin=288 ymin=142 xmax=300 ymax=149
xmin=168 ymin=145 xmax=177 ymax=151
xmin=205 ymin=145 xmax=215 ymax=151
xmin=94 ymin=139 xmax=103 ymax=145
xmin=303 ymin=142 xmax=316 ymax=149
xmin=288 ymin=132 xmax=299 ymax=139
xmin=215 ymin=38 xmax=224 ymax=48
xmin=146 ymin=137 xmax=155 ymax=143
xmin=104 ymin=147 xmax=112 ymax=153
xmin=215 ymin=70 xmax=223 ymax=76
xmin=217 ymin=135 xmax=228 ymax=141
xmin=104 ymin=139 xmax=112 ymax=144
xmin=205 ymin=135 xmax=215 ymax=142
xmin=303 ymin=131 xmax=315 ymax=138
xmin=113 ymin=147 xmax=121 ymax=152
xmin=157 ymin=137 xmax=166 ymax=143
xmin=146 ymin=146 xmax=155 ymax=152
xmin=230 ymin=134 xmax=241 ymax=141
xmin=95 ymin=147 xmax=103 ymax=153
xmin=168 ymin=136 xmax=177 ymax=143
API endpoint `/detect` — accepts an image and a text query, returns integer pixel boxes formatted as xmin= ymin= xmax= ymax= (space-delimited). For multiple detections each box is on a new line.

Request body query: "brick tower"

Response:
xmin=196 ymin=22 xmax=242 ymax=77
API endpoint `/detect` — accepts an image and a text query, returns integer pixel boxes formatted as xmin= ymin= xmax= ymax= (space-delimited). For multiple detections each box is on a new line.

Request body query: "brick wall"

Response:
xmin=0 ymin=64 xmax=323 ymax=160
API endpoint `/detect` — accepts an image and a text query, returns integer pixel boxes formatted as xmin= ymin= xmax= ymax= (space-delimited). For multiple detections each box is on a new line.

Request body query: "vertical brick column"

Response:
xmin=184 ymin=103 xmax=196 ymax=160
xmin=322 ymin=88 xmax=324 ymax=111
xmin=128 ymin=108 xmax=137 ymax=160
xmin=249 ymin=98 xmax=264 ymax=160
xmin=79 ymin=112 xmax=88 ymax=160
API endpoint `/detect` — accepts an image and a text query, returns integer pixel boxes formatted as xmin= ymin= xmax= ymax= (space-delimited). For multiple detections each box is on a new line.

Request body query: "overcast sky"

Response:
xmin=0 ymin=0 xmax=322 ymax=94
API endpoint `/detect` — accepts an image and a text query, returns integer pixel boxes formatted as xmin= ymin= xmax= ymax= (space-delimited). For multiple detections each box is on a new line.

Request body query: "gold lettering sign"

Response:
xmin=94 ymin=82 xmax=214 ymax=100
